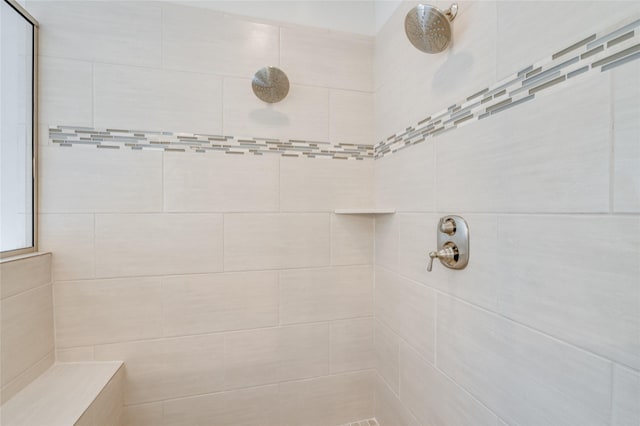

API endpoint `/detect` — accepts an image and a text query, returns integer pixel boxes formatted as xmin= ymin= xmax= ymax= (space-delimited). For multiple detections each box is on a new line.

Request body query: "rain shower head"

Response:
xmin=405 ymin=3 xmax=458 ymax=54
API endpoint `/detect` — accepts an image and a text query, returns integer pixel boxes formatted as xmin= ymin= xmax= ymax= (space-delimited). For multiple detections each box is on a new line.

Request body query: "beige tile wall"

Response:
xmin=0 ymin=254 xmax=54 ymax=403
xmin=28 ymin=1 xmax=376 ymax=424
xmin=25 ymin=1 xmax=640 ymax=425
xmin=373 ymin=2 xmax=640 ymax=426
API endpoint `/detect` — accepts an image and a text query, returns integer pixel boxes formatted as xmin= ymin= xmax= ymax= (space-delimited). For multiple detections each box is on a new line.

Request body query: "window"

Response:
xmin=0 ymin=0 xmax=38 ymax=257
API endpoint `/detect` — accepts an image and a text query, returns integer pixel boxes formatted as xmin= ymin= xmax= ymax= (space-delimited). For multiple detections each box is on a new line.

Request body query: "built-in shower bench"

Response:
xmin=0 ymin=361 xmax=123 ymax=426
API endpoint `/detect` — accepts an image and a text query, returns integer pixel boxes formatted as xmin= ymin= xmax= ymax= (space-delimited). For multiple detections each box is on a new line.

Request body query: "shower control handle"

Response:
xmin=427 ymin=215 xmax=470 ymax=272
xmin=427 ymin=246 xmax=457 ymax=272
xmin=440 ymin=218 xmax=456 ymax=235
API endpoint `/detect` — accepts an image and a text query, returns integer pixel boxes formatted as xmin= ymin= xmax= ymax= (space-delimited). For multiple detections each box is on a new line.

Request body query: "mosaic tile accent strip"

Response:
xmin=49 ymin=127 xmax=374 ymax=161
xmin=339 ymin=418 xmax=379 ymax=426
xmin=374 ymin=16 xmax=640 ymax=159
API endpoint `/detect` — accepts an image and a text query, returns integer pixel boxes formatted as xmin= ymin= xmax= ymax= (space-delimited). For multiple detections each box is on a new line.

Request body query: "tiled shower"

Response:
xmin=0 ymin=1 xmax=638 ymax=425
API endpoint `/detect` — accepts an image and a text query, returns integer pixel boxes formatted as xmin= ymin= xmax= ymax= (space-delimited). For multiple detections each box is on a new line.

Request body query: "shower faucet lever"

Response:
xmin=427 ymin=246 xmax=457 ymax=272
xmin=427 ymin=215 xmax=470 ymax=272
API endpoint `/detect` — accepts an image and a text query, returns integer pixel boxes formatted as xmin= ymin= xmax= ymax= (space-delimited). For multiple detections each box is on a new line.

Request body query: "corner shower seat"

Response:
xmin=0 ymin=361 xmax=124 ymax=426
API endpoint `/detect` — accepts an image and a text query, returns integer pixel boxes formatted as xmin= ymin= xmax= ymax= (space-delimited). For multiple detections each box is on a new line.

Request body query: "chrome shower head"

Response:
xmin=405 ymin=3 xmax=458 ymax=54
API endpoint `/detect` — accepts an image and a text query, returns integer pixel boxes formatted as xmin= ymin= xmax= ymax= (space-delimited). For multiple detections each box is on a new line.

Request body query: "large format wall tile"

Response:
xmin=613 ymin=61 xmax=640 ymax=213
xmin=612 ymin=365 xmax=640 ymax=426
xmin=224 ymin=324 xmax=329 ymax=389
xmin=163 ymin=152 xmax=279 ymax=213
xmin=436 ymin=71 xmax=611 ymax=213
xmin=437 ymin=295 xmax=613 ymax=426
xmin=374 ymin=267 xmax=435 ymax=362
xmin=374 ymin=141 xmax=435 ymax=212
xmin=0 ymin=253 xmax=50 ymax=299
xmin=278 ymin=370 xmax=375 ymax=426
xmin=94 ymin=334 xmax=225 ymax=405
xmin=329 ymin=90 xmax=374 ymax=145
xmin=223 ymin=78 xmax=329 ymax=141
xmin=163 ymin=385 xmax=279 ymax=426
xmin=94 ymin=63 xmax=223 ymax=134
xmin=27 ymin=1 xmax=162 ymax=67
xmin=330 ymin=317 xmax=375 ymax=374
xmin=54 ymin=277 xmax=162 ymax=348
xmin=39 ymin=147 xmax=163 ymax=213
xmin=497 ymin=214 xmax=640 ymax=370
xmin=224 ymin=213 xmax=330 ymax=271
xmin=38 ymin=214 xmax=94 ymax=281
xmin=280 ymin=157 xmax=374 ymax=212
xmin=399 ymin=343 xmax=498 ymax=426
xmin=280 ymin=27 xmax=373 ymax=92
xmin=95 ymin=214 xmax=223 ymax=277
xmin=1 ymin=285 xmax=54 ymax=386
xmin=279 ymin=265 xmax=373 ymax=324
xmin=38 ymin=57 xmax=92 ymax=130
xmin=55 ymin=346 xmax=94 ymax=363
xmin=162 ymin=271 xmax=278 ymax=337
xmin=331 ymin=214 xmax=374 ymax=266
xmin=162 ymin=4 xmax=279 ymax=78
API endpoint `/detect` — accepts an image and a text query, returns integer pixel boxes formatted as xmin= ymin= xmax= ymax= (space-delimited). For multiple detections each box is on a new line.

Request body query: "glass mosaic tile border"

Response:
xmin=49 ymin=126 xmax=374 ymax=160
xmin=374 ymin=16 xmax=640 ymax=159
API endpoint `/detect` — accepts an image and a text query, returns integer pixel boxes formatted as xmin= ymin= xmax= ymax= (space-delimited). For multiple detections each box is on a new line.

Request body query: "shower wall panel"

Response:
xmin=373 ymin=2 xmax=640 ymax=426
xmin=28 ymin=2 xmax=377 ymax=424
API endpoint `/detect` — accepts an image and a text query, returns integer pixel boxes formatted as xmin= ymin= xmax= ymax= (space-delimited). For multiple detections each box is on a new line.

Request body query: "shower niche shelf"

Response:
xmin=334 ymin=209 xmax=396 ymax=215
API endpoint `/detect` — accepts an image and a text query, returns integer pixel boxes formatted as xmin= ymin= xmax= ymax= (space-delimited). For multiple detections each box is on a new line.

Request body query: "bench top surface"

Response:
xmin=1 ymin=361 xmax=123 ymax=426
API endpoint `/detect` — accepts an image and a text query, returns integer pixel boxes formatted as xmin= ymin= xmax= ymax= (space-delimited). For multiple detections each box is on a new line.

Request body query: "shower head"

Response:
xmin=405 ymin=3 xmax=458 ymax=54
xmin=252 ymin=66 xmax=290 ymax=103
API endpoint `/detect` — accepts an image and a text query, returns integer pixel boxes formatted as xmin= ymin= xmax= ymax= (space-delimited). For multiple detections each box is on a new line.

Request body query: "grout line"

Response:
xmin=433 ymin=292 xmax=438 ymax=368
xmin=609 ymin=70 xmax=616 ymax=213
xmin=55 ymin=263 xmax=374 ymax=284
xmin=121 ymin=369 xmax=377 ymax=407
xmin=92 ymin=213 xmax=96 ymax=279
xmin=327 ymin=89 xmax=331 ymax=143
xmin=91 ymin=62 xmax=95 ymax=127
xmin=221 ymin=213 xmax=225 ymax=272
xmin=609 ymin=362 xmax=616 ymax=425
xmin=159 ymin=5 xmax=163 ymax=69
xmin=0 ymin=281 xmax=51 ymax=302
xmin=220 ymin=77 xmax=225 ymax=135
xmin=277 ymin=153 xmax=281 ymax=212
xmin=61 ymin=316 xmax=376 ymax=352
xmin=160 ymin=151 xmax=165 ymax=212
xmin=277 ymin=270 xmax=281 ymax=326
xmin=327 ymin=321 xmax=332 ymax=374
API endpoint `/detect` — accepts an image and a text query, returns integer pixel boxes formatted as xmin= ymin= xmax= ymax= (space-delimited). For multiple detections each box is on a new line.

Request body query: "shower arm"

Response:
xmin=444 ymin=4 xmax=458 ymax=21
